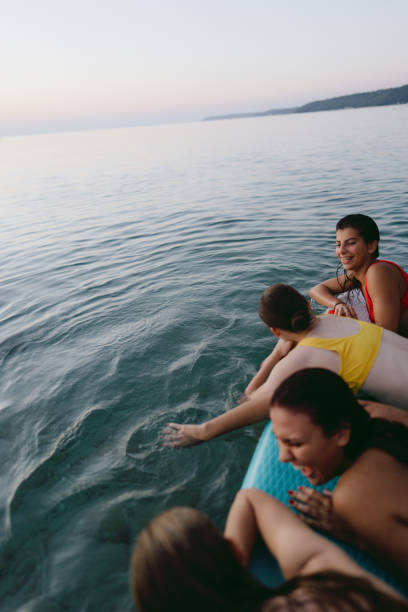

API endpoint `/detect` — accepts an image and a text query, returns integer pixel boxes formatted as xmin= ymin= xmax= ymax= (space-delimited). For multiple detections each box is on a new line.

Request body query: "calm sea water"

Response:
xmin=1 ymin=105 xmax=408 ymax=611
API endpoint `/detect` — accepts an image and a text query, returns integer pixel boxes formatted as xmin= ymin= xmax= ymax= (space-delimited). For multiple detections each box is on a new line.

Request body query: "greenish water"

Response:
xmin=0 ymin=104 xmax=407 ymax=611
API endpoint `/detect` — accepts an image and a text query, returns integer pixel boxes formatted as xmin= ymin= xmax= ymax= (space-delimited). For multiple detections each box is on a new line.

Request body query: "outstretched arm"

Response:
xmin=310 ymin=276 xmax=357 ymax=318
xmin=163 ymin=381 xmax=274 ymax=447
xmin=163 ymin=349 xmax=304 ymax=447
xmin=225 ymin=489 xmax=401 ymax=599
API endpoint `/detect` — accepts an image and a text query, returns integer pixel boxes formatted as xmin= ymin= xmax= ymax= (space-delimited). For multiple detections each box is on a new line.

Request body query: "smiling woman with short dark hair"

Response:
xmin=310 ymin=214 xmax=408 ymax=336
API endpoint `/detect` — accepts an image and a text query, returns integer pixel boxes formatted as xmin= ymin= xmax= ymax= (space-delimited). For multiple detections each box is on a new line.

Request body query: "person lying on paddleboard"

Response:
xmin=309 ymin=214 xmax=408 ymax=336
xmin=130 ymin=489 xmax=406 ymax=611
xmin=163 ymin=284 xmax=408 ymax=448
xmin=269 ymin=367 xmax=408 ymax=582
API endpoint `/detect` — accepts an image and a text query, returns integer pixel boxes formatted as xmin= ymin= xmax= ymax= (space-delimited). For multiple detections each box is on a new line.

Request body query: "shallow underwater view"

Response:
xmin=1 ymin=104 xmax=407 ymax=611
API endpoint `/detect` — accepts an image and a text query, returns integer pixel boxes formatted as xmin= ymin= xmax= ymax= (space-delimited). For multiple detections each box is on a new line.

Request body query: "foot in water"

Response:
xmin=162 ymin=423 xmax=204 ymax=448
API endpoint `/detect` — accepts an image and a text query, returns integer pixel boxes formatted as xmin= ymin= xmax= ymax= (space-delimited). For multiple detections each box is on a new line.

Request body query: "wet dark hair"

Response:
xmin=262 ymin=571 xmax=408 ymax=611
xmin=270 ymin=368 xmax=408 ymax=465
xmin=335 ymin=214 xmax=380 ymax=295
xmin=131 ymin=507 xmax=407 ymax=612
xmin=259 ymin=284 xmax=313 ymax=333
xmin=336 ymin=214 xmax=380 ymax=259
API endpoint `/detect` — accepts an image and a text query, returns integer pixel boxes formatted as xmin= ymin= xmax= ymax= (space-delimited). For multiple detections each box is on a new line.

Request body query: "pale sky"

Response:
xmin=1 ymin=0 xmax=407 ymax=136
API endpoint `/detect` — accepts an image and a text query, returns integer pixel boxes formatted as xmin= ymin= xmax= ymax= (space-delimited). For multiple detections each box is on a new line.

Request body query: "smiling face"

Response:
xmin=335 ymin=227 xmax=377 ymax=274
xmin=270 ymin=406 xmax=350 ymax=485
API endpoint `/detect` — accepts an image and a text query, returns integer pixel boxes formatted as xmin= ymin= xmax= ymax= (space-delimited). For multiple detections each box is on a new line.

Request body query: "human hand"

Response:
xmin=162 ymin=423 xmax=205 ymax=448
xmin=333 ymin=301 xmax=357 ymax=318
xmin=288 ymin=487 xmax=348 ymax=539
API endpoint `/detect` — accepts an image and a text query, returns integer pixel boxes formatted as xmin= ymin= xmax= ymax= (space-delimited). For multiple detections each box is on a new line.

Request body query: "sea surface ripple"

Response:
xmin=0 ymin=104 xmax=407 ymax=611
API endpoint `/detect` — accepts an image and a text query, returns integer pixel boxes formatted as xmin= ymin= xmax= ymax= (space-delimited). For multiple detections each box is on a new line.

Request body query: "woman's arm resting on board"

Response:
xmin=360 ymin=399 xmax=408 ymax=427
xmin=224 ymin=488 xmax=401 ymax=599
xmin=310 ymin=276 xmax=357 ymax=318
xmin=333 ymin=475 xmax=408 ymax=580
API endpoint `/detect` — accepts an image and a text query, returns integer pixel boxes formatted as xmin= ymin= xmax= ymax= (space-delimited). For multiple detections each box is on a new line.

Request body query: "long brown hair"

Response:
xmin=130 ymin=506 xmax=270 ymax=612
xmin=262 ymin=571 xmax=408 ymax=611
xmin=130 ymin=506 xmax=407 ymax=611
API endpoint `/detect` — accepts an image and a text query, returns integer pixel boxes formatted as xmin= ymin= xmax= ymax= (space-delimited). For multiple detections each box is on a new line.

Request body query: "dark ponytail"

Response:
xmin=290 ymin=310 xmax=312 ymax=333
xmin=262 ymin=571 xmax=408 ymax=611
xmin=259 ymin=284 xmax=313 ymax=332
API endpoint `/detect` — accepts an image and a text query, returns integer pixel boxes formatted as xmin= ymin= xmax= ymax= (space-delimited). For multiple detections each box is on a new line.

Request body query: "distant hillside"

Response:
xmin=203 ymin=84 xmax=408 ymax=122
xmin=202 ymin=108 xmax=294 ymax=121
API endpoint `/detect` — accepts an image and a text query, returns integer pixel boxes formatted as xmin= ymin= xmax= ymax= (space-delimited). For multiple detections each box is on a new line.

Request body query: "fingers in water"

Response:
xmin=164 ymin=423 xmax=180 ymax=431
xmin=161 ymin=423 xmax=204 ymax=448
xmin=162 ymin=423 xmax=184 ymax=448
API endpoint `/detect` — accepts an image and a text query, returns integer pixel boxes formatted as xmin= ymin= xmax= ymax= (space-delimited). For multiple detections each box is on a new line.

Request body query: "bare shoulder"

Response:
xmin=334 ymin=452 xmax=408 ymax=576
xmin=265 ymin=345 xmax=324 ymax=391
xmin=272 ymin=345 xmax=325 ymax=379
xmin=366 ymin=261 xmax=402 ymax=286
xmin=367 ymin=260 xmax=400 ymax=275
xmin=268 ymin=348 xmax=307 ymax=386
xmin=286 ymin=342 xmax=340 ymax=372
xmin=334 ymin=450 xmax=408 ymax=522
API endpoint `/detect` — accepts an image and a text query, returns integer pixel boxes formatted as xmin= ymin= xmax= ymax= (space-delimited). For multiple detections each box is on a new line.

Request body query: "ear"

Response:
xmin=367 ymin=240 xmax=378 ymax=255
xmin=269 ymin=327 xmax=281 ymax=337
xmin=335 ymin=425 xmax=351 ymax=448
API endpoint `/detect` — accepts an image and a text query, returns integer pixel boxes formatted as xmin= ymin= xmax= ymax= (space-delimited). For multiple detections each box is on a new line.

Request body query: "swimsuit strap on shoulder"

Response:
xmin=364 ymin=260 xmax=408 ymax=320
xmin=298 ymin=320 xmax=383 ymax=393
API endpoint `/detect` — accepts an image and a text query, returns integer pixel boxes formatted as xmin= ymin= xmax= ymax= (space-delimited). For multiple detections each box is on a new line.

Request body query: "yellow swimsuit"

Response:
xmin=298 ymin=318 xmax=383 ymax=393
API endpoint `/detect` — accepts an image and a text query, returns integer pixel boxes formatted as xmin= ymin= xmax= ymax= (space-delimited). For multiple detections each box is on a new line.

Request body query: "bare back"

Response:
xmin=278 ymin=316 xmax=408 ymax=410
xmin=334 ymin=449 xmax=408 ymax=579
xmin=364 ymin=328 xmax=408 ymax=408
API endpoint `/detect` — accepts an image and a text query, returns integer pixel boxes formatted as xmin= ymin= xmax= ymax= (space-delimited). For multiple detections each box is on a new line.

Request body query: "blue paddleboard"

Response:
xmin=242 ymin=422 xmax=407 ymax=596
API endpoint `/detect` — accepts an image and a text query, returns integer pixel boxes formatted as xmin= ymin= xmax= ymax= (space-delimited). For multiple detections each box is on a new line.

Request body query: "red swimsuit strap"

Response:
xmin=364 ymin=260 xmax=408 ymax=322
